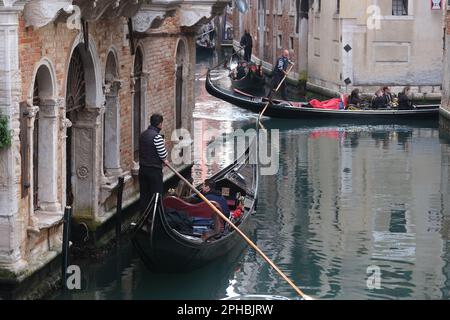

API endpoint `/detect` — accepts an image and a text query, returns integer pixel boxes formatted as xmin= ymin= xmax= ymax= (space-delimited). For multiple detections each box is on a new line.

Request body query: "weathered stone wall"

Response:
xmin=1 ymin=7 xmax=196 ymax=284
xmin=310 ymin=0 xmax=443 ymax=96
xmin=442 ymin=9 xmax=450 ymax=117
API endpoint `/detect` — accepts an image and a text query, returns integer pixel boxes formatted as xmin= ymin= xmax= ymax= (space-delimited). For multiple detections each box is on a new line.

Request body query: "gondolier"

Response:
xmin=139 ymin=113 xmax=169 ymax=214
xmin=271 ymin=49 xmax=290 ymax=100
xmin=240 ymin=30 xmax=253 ymax=62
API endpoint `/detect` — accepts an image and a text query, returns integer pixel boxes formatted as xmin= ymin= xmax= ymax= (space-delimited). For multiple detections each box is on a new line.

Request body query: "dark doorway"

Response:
xmin=65 ymin=47 xmax=86 ymax=206
xmin=133 ymin=49 xmax=143 ymax=162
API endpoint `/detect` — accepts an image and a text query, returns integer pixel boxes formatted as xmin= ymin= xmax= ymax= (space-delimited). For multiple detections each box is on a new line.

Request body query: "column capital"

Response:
xmin=104 ymin=78 xmax=123 ymax=96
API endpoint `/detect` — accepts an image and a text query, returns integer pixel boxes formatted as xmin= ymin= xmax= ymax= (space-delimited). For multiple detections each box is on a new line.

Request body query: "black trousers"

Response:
xmin=139 ymin=166 xmax=163 ymax=215
xmin=244 ymin=47 xmax=252 ymax=62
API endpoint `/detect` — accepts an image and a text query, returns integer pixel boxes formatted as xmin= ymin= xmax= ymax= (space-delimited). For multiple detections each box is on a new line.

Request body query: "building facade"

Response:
xmin=233 ymin=0 xmax=309 ymax=84
xmin=0 ymin=0 xmax=228 ymax=291
xmin=442 ymin=3 xmax=450 ymax=125
xmin=234 ymin=0 xmax=443 ymax=98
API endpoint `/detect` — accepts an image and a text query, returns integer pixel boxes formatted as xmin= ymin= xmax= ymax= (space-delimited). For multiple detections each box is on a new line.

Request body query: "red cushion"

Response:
xmin=163 ymin=196 xmax=220 ymax=219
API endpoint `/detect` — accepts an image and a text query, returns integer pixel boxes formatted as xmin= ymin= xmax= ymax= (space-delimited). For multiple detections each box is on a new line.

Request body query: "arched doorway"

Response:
xmin=66 ymin=47 xmax=86 ymax=206
xmin=133 ymin=48 xmax=143 ymax=162
xmin=103 ymin=51 xmax=122 ymax=177
xmin=64 ymin=39 xmax=102 ymax=218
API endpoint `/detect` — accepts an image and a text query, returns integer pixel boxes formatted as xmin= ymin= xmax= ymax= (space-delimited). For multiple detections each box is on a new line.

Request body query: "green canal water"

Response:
xmin=52 ymin=51 xmax=450 ymax=300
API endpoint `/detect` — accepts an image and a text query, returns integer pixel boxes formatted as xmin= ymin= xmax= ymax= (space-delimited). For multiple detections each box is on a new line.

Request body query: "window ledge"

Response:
xmin=35 ymin=211 xmax=63 ymax=230
xmin=382 ymin=15 xmax=414 ymax=21
xmin=101 ymin=172 xmax=132 ymax=191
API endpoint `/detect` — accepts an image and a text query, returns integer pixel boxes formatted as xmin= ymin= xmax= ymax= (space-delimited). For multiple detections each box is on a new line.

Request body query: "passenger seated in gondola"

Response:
xmin=189 ymin=179 xmax=229 ymax=240
xmin=382 ymin=87 xmax=397 ymax=108
xmin=372 ymin=89 xmax=388 ymax=109
xmin=235 ymin=61 xmax=247 ymax=80
xmin=398 ymin=86 xmax=414 ymax=110
xmin=348 ymin=89 xmax=362 ymax=108
xmin=193 ymin=178 xmax=231 ymax=217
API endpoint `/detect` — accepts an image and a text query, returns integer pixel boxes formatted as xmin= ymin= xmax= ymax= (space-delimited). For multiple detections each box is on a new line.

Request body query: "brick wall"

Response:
xmin=15 ymin=10 xmax=196 ymax=260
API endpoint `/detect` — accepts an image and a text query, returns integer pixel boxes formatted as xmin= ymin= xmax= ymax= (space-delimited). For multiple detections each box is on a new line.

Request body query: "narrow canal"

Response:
xmin=52 ymin=50 xmax=450 ymax=300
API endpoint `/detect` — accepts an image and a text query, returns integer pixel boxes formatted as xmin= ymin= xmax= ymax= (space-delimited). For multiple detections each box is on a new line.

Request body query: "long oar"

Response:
xmin=258 ymin=62 xmax=295 ymax=125
xmin=166 ymin=163 xmax=313 ymax=300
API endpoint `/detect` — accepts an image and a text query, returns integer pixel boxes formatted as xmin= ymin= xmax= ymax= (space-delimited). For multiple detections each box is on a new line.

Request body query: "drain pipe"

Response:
xmin=116 ymin=176 xmax=125 ymax=244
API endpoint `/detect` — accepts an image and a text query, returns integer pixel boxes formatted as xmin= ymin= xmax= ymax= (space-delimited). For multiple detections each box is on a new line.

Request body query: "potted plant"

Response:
xmin=0 ymin=113 xmax=12 ymax=149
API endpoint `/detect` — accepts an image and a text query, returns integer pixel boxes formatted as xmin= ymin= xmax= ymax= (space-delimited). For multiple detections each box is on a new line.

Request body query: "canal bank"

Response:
xmin=0 ymin=164 xmax=191 ymax=300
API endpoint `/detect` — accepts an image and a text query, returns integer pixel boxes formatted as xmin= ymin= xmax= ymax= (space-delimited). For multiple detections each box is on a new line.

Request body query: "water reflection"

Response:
xmin=244 ymin=120 xmax=450 ymax=300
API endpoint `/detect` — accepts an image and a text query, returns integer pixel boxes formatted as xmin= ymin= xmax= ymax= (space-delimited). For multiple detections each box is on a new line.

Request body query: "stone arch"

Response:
xmin=103 ymin=48 xmax=122 ymax=178
xmin=29 ymin=60 xmax=61 ymax=216
xmin=29 ymin=58 xmax=57 ymax=101
xmin=64 ymin=34 xmax=103 ymax=218
xmin=132 ymin=44 xmax=147 ymax=163
xmin=174 ymin=37 xmax=190 ymax=130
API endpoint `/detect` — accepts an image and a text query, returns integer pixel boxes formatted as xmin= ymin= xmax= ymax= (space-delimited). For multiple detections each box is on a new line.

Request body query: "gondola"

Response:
xmin=130 ymin=141 xmax=258 ymax=272
xmin=206 ymin=69 xmax=440 ymax=120
xmin=230 ymin=61 xmax=265 ymax=92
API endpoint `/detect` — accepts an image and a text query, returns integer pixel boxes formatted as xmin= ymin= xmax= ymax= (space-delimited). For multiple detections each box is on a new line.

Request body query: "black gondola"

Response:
xmin=206 ymin=69 xmax=440 ymax=120
xmin=131 ymin=141 xmax=258 ymax=272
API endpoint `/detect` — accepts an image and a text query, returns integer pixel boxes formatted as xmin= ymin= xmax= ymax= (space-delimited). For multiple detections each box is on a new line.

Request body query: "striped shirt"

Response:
xmin=153 ymin=134 xmax=168 ymax=160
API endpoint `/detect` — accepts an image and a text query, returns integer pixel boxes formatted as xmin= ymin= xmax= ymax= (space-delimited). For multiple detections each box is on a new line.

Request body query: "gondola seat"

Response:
xmin=163 ymin=196 xmax=225 ymax=232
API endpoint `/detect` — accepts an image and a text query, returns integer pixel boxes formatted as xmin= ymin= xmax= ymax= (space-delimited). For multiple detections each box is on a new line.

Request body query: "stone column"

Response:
xmin=37 ymin=98 xmax=61 ymax=214
xmin=59 ymin=111 xmax=72 ymax=211
xmin=24 ymin=104 xmax=39 ymax=234
xmin=0 ymin=3 xmax=26 ymax=275
xmin=70 ymin=105 xmax=103 ymax=220
xmin=141 ymin=71 xmax=149 ymax=130
xmin=104 ymin=80 xmax=123 ymax=177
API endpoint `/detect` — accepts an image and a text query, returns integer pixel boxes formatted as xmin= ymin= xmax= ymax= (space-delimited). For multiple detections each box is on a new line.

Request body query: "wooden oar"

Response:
xmin=258 ymin=62 xmax=295 ymax=125
xmin=166 ymin=163 xmax=313 ymax=300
